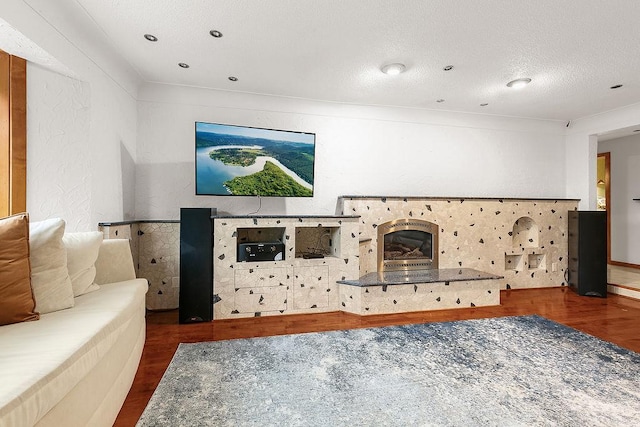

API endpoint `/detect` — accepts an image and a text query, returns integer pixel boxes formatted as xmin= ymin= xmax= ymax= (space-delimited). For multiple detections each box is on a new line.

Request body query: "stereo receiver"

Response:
xmin=237 ymin=242 xmax=285 ymax=262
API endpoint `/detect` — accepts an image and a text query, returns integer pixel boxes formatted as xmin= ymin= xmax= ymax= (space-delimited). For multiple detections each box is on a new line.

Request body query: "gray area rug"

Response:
xmin=137 ymin=315 xmax=640 ymax=426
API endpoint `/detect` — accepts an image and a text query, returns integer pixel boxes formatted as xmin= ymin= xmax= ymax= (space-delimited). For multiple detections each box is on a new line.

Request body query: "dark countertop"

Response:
xmin=338 ymin=195 xmax=580 ymax=202
xmin=99 ymin=215 xmax=359 ymax=226
xmin=98 ymin=220 xmax=180 ymax=226
xmin=213 ymin=215 xmax=359 ymax=219
xmin=338 ymin=268 xmax=504 ymax=287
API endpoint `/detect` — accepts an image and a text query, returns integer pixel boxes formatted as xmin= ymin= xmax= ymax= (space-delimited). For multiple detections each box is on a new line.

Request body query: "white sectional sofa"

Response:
xmin=0 ymin=239 xmax=148 ymax=427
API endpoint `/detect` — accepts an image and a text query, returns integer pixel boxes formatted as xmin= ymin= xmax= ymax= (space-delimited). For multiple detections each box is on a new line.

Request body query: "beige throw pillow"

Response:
xmin=29 ymin=218 xmax=74 ymax=313
xmin=0 ymin=213 xmax=39 ymax=325
xmin=63 ymin=231 xmax=103 ymax=296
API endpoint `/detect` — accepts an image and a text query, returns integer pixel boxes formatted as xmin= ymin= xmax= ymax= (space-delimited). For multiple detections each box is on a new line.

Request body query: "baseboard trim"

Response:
xmin=608 ymin=283 xmax=640 ymax=292
xmin=609 ymin=260 xmax=640 ymax=270
xmin=607 ymin=284 xmax=640 ymax=301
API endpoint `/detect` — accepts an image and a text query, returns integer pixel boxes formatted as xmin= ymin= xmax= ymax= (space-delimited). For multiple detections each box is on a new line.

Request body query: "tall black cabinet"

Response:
xmin=179 ymin=208 xmax=216 ymax=323
xmin=567 ymin=210 xmax=607 ymax=297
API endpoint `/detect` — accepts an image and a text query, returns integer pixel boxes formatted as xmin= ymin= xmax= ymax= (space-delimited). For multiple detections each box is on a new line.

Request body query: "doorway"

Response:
xmin=596 ymin=152 xmax=610 ymax=260
xmin=597 ymin=140 xmax=640 ymax=300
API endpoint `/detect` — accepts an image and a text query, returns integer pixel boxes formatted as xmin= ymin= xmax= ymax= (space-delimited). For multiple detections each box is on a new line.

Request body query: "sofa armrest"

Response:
xmin=94 ymin=239 xmax=137 ymax=285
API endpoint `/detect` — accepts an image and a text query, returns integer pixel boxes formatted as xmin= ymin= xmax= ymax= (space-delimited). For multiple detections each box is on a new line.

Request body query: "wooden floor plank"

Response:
xmin=114 ymin=287 xmax=640 ymax=426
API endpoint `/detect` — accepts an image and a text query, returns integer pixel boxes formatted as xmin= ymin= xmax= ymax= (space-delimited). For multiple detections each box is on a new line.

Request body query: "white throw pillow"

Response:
xmin=63 ymin=231 xmax=103 ymax=296
xmin=29 ymin=218 xmax=74 ymax=313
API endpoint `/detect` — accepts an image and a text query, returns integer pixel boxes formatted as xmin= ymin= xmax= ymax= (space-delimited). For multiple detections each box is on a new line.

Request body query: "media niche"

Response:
xmin=195 ymin=122 xmax=316 ymax=197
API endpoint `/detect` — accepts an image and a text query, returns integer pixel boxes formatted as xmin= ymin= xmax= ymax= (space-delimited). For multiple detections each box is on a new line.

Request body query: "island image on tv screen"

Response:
xmin=195 ymin=122 xmax=315 ymax=197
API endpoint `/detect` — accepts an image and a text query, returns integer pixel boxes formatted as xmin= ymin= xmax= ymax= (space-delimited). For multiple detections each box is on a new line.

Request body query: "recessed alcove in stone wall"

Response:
xmin=505 ymin=254 xmax=524 ymax=271
xmin=512 ymin=216 xmax=539 ymax=249
xmin=528 ymin=253 xmax=546 ymax=270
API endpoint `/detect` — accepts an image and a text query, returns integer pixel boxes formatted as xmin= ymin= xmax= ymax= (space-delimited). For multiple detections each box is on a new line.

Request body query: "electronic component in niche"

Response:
xmin=237 ymin=242 xmax=285 ymax=262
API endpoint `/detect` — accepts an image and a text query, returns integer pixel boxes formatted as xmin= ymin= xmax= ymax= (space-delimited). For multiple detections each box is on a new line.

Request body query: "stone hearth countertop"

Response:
xmin=338 ymin=195 xmax=580 ymax=202
xmin=213 ymin=215 xmax=359 ymax=219
xmin=338 ymin=268 xmax=503 ymax=287
xmin=98 ymin=219 xmax=179 ymax=226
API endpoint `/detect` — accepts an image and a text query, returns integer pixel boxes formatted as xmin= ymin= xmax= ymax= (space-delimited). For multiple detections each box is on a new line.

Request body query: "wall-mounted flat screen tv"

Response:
xmin=195 ymin=122 xmax=316 ymax=197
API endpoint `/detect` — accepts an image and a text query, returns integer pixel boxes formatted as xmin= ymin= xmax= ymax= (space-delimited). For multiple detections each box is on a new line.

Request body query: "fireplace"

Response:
xmin=377 ymin=219 xmax=439 ymax=272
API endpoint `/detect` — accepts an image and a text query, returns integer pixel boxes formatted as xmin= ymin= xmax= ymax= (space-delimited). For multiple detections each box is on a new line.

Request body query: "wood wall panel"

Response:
xmin=0 ymin=50 xmax=27 ymax=217
xmin=9 ymin=55 xmax=27 ymax=214
xmin=0 ymin=51 xmax=9 ymax=217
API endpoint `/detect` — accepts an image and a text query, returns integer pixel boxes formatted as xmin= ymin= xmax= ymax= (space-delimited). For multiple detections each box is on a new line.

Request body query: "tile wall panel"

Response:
xmin=337 ymin=197 xmax=579 ymax=290
xmin=100 ymin=222 xmax=179 ymax=310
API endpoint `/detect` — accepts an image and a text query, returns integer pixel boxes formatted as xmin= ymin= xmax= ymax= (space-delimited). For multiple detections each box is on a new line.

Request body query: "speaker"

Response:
xmin=567 ymin=211 xmax=607 ymax=297
xmin=179 ymin=208 xmax=216 ymax=323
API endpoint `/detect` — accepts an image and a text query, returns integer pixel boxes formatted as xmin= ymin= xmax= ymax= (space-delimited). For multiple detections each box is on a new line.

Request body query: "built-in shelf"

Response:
xmin=505 ymin=254 xmax=524 ymax=271
xmin=295 ymin=226 xmax=340 ymax=258
xmin=528 ymin=253 xmax=546 ymax=270
xmin=236 ymin=227 xmax=286 ymax=262
xmin=212 ymin=216 xmax=360 ymax=319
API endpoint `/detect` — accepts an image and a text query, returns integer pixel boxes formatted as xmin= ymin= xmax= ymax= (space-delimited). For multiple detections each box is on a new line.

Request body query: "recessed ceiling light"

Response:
xmin=178 ymin=63 xmax=190 ymax=69
xmin=381 ymin=63 xmax=406 ymax=75
xmin=209 ymin=30 xmax=223 ymax=38
xmin=144 ymin=34 xmax=158 ymax=42
xmin=443 ymin=65 xmax=454 ymax=71
xmin=480 ymin=103 xmax=489 ymax=107
xmin=228 ymin=76 xmax=238 ymax=82
xmin=610 ymin=84 xmax=623 ymax=89
xmin=506 ymin=78 xmax=531 ymax=89
xmin=436 ymin=99 xmax=445 ymax=103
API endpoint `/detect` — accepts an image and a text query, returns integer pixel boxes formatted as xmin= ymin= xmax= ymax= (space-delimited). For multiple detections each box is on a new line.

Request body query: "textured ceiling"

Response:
xmin=25 ymin=1 xmax=640 ymax=121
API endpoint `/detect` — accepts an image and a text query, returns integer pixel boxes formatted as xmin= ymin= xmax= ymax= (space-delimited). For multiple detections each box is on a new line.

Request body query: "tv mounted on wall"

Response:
xmin=195 ymin=122 xmax=316 ymax=197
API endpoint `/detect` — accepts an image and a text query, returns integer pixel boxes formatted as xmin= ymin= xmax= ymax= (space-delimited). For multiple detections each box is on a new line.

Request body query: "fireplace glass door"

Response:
xmin=377 ymin=219 xmax=439 ymax=272
xmin=384 ymin=230 xmax=432 ymax=262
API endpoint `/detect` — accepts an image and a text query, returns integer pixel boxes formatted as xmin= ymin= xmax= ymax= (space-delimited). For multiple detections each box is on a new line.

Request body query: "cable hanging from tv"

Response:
xmin=246 ymin=194 xmax=262 ymax=215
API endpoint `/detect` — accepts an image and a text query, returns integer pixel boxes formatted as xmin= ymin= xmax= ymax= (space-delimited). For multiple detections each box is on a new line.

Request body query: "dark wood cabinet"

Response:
xmin=567 ymin=211 xmax=607 ymax=297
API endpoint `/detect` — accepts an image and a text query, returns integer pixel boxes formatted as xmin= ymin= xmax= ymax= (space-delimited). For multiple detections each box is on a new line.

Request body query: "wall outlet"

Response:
xmin=552 ymin=263 xmax=558 ymax=272
xmin=171 ymin=277 xmax=180 ymax=288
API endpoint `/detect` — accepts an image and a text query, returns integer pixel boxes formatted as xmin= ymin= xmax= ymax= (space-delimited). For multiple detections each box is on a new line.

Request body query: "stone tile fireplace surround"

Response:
xmin=332 ymin=195 xmax=578 ymax=316
xmin=337 ymin=196 xmax=579 ymax=289
xmin=99 ymin=196 xmax=578 ymax=315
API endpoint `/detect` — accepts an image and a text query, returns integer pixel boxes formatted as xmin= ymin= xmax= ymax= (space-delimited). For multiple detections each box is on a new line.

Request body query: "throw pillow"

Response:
xmin=0 ymin=213 xmax=39 ymax=325
xmin=63 ymin=231 xmax=103 ymax=296
xmin=29 ymin=218 xmax=74 ymax=313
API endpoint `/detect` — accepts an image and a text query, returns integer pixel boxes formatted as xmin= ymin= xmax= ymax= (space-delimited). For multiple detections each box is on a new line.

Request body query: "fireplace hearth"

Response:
xmin=377 ymin=218 xmax=439 ymax=272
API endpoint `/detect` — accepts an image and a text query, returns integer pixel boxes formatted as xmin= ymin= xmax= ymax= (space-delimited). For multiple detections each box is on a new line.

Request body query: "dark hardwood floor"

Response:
xmin=114 ymin=287 xmax=640 ymax=426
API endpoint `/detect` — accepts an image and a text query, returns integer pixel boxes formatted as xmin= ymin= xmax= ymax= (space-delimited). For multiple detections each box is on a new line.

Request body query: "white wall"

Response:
xmin=136 ymin=83 xmax=568 ymax=219
xmin=598 ymin=134 xmax=640 ymax=265
xmin=566 ymin=102 xmax=640 ymax=210
xmin=26 ymin=65 xmax=92 ymax=230
xmin=25 ymin=64 xmax=138 ymax=231
xmin=7 ymin=0 xmax=604 ymax=226
xmin=3 ymin=0 xmax=139 ymax=230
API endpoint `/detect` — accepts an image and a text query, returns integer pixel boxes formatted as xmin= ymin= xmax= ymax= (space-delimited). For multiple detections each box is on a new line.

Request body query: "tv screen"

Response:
xmin=195 ymin=122 xmax=315 ymax=197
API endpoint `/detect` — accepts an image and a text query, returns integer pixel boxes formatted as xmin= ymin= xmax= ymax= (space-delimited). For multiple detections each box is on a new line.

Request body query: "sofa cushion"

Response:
xmin=29 ymin=218 xmax=74 ymax=313
xmin=63 ymin=232 xmax=103 ymax=296
xmin=0 ymin=213 xmax=39 ymax=326
xmin=0 ymin=278 xmax=148 ymax=426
